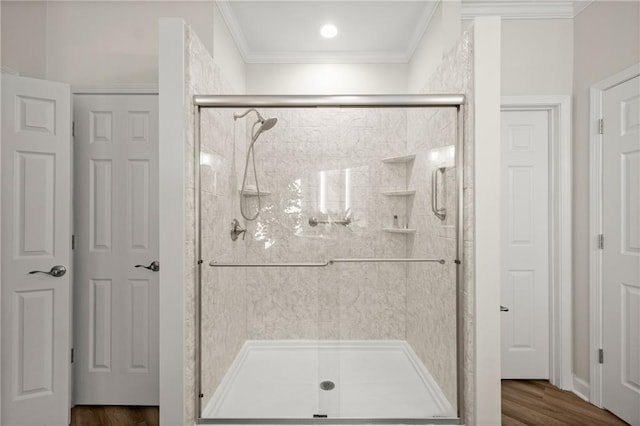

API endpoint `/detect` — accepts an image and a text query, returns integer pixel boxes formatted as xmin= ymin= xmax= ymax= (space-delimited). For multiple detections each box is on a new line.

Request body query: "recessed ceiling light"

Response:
xmin=320 ymin=24 xmax=338 ymax=39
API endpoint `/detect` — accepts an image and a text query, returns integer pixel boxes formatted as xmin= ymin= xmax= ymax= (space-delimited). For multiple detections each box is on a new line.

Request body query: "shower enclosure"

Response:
xmin=193 ymin=95 xmax=465 ymax=424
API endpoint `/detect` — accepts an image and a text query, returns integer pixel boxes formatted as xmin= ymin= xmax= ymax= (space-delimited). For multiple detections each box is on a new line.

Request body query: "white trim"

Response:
xmin=501 ymin=95 xmax=573 ymax=390
xmin=462 ymin=1 xmax=593 ymax=20
xmin=474 ymin=17 xmax=502 ymax=425
xmin=158 ymin=18 xmax=186 ymax=426
xmin=72 ymin=84 xmax=158 ymax=95
xmin=572 ymin=374 xmax=591 ymax=402
xmin=588 ymin=62 xmax=640 ymax=408
xmin=404 ymin=1 xmax=440 ymax=60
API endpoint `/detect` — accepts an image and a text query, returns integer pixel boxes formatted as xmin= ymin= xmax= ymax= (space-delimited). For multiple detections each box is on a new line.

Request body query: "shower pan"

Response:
xmin=194 ymin=95 xmax=466 ymax=425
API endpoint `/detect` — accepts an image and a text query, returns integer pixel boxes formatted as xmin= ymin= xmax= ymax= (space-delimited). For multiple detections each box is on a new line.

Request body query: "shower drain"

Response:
xmin=319 ymin=380 xmax=335 ymax=391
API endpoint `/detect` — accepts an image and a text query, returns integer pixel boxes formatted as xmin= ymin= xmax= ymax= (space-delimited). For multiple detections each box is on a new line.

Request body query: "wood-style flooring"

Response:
xmin=70 ymin=380 xmax=627 ymax=425
xmin=502 ymin=380 xmax=628 ymax=425
xmin=70 ymin=405 xmax=158 ymax=426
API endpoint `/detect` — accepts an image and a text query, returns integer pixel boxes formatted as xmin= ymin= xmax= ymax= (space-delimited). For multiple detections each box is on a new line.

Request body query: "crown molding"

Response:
xmin=216 ymin=0 xmax=251 ymax=62
xmin=244 ymin=51 xmax=409 ymax=65
xmin=404 ymin=0 xmax=439 ymax=60
xmin=462 ymin=1 xmax=592 ymax=20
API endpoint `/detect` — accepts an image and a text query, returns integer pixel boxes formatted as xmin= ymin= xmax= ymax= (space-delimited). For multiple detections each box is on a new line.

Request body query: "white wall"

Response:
xmin=45 ymin=1 xmax=214 ymax=87
xmin=572 ymin=0 xmax=640 ymax=383
xmin=246 ymin=63 xmax=407 ymax=94
xmin=501 ymin=19 xmax=573 ymax=96
xmin=407 ymin=0 xmax=461 ymax=93
xmin=0 ymin=1 xmax=224 ymax=87
xmin=1 ymin=1 xmax=47 ymax=79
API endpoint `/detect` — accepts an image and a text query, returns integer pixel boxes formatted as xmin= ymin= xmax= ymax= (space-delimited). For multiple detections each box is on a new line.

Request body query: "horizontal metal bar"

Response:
xmin=330 ymin=258 xmax=446 ymax=265
xmin=197 ymin=418 xmax=461 ymax=425
xmin=193 ymin=94 xmax=466 ymax=109
xmin=209 ymin=261 xmax=330 ymax=268
xmin=209 ymin=258 xmax=445 ymax=267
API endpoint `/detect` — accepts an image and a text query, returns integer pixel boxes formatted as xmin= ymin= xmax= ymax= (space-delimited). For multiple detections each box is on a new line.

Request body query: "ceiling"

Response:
xmin=217 ymin=0 xmax=593 ymax=64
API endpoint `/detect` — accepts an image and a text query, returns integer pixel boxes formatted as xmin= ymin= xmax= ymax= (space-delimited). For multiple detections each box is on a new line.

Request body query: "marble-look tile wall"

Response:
xmin=406 ymin=29 xmax=475 ymax=423
xmin=215 ymin=107 xmax=412 ymax=341
xmin=183 ymin=25 xmax=246 ymax=424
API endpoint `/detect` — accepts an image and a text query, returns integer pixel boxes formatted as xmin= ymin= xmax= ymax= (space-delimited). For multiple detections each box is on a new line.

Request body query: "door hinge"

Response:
xmin=599 ymin=348 xmax=604 ymax=364
xmin=71 ymin=348 xmax=75 ymax=364
xmin=72 ymin=235 xmax=75 ymax=250
xmin=598 ymin=118 xmax=604 ymax=135
xmin=598 ymin=234 xmax=604 ymax=250
xmin=72 ymin=121 xmax=75 ymax=137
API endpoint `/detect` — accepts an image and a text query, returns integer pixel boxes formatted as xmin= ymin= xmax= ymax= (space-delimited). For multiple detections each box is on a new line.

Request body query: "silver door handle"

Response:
xmin=500 ymin=305 xmax=509 ymax=312
xmin=135 ymin=261 xmax=159 ymax=272
xmin=432 ymin=167 xmax=446 ymax=221
xmin=29 ymin=265 xmax=67 ymax=278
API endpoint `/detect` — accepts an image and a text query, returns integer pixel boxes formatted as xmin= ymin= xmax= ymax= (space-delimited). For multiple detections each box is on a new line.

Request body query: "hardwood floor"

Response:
xmin=502 ymin=380 xmax=628 ymax=425
xmin=70 ymin=405 xmax=159 ymax=426
xmin=69 ymin=381 xmax=627 ymax=425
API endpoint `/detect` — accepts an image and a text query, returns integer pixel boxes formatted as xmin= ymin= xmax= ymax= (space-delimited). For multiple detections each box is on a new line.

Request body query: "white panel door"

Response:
xmin=1 ymin=75 xmax=72 ymax=425
xmin=73 ymin=94 xmax=159 ymax=405
xmin=500 ymin=110 xmax=550 ymax=379
xmin=602 ymin=75 xmax=640 ymax=425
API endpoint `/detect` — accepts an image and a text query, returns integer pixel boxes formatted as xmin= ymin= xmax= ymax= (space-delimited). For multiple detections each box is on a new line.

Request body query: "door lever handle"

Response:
xmin=135 ymin=261 xmax=160 ymax=272
xmin=500 ymin=305 xmax=509 ymax=312
xmin=29 ymin=265 xmax=67 ymax=278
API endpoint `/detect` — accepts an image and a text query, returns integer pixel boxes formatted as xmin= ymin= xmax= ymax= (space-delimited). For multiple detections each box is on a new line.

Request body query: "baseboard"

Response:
xmin=572 ymin=375 xmax=590 ymax=402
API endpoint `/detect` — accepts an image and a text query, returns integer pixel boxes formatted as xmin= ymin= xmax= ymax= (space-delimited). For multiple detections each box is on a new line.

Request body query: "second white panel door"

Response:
xmin=73 ymin=94 xmax=159 ymax=405
xmin=500 ymin=109 xmax=550 ymax=379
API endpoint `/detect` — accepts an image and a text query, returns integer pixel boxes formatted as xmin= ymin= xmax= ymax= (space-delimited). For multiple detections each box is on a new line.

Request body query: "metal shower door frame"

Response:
xmin=192 ymin=95 xmax=466 ymax=425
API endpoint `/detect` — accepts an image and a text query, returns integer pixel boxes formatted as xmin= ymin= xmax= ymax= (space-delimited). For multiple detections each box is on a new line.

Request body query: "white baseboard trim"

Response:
xmin=572 ymin=375 xmax=590 ymax=402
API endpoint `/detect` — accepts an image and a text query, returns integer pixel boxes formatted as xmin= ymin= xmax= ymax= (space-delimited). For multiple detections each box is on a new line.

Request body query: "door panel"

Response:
xmin=500 ymin=110 xmax=550 ymax=379
xmin=2 ymin=74 xmax=72 ymax=425
xmin=602 ymin=75 xmax=640 ymax=425
xmin=74 ymin=94 xmax=159 ymax=405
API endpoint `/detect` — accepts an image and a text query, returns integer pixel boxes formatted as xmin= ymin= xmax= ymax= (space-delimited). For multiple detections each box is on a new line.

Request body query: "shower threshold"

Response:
xmin=201 ymin=340 xmax=457 ymax=423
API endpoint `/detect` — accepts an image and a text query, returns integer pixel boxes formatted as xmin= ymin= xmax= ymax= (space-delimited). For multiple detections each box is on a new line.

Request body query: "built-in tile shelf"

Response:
xmin=382 ymin=228 xmax=416 ymax=234
xmin=381 ymin=154 xmax=416 ymax=164
xmin=381 ymin=190 xmax=416 ymax=197
xmin=239 ymin=190 xmax=271 ymax=197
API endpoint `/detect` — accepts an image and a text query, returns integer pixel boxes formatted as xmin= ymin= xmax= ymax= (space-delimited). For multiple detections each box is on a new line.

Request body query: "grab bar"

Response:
xmin=432 ymin=167 xmax=447 ymax=221
xmin=209 ymin=258 xmax=445 ymax=267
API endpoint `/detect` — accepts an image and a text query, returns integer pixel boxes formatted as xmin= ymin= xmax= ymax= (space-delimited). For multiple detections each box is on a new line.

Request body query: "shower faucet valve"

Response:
xmin=230 ymin=219 xmax=247 ymax=241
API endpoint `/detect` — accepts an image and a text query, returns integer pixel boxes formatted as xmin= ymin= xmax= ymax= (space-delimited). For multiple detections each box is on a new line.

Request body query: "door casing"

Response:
xmin=501 ymin=95 xmax=573 ymax=390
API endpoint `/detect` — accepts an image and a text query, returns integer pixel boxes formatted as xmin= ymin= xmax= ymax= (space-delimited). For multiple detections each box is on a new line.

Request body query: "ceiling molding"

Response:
xmin=216 ymin=0 xmax=251 ymax=62
xmin=404 ymin=0 xmax=439 ymax=60
xmin=461 ymin=1 xmax=589 ymax=20
xmin=573 ymin=1 xmax=594 ymax=17
xmin=244 ymin=51 xmax=409 ymax=65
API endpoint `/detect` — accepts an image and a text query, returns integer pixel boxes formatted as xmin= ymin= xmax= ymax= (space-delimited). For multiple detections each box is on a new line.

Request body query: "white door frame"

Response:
xmin=589 ymin=62 xmax=640 ymax=407
xmin=501 ymin=95 xmax=573 ymax=390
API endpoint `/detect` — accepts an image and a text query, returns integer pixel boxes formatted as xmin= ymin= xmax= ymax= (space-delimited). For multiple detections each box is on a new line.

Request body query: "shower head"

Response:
xmin=252 ymin=116 xmax=278 ymax=140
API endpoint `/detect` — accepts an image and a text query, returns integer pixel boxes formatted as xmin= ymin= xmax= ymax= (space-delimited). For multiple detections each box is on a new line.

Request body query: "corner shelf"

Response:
xmin=239 ymin=190 xmax=271 ymax=197
xmin=382 ymin=228 xmax=416 ymax=234
xmin=381 ymin=190 xmax=416 ymax=197
xmin=381 ymin=154 xmax=416 ymax=164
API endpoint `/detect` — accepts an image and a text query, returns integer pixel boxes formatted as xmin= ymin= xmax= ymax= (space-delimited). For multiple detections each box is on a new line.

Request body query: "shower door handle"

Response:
xmin=135 ymin=261 xmax=160 ymax=272
xmin=432 ymin=167 xmax=446 ymax=221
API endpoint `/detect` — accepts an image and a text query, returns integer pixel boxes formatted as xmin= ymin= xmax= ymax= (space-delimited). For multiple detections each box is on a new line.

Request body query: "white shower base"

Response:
xmin=202 ymin=340 xmax=455 ymax=420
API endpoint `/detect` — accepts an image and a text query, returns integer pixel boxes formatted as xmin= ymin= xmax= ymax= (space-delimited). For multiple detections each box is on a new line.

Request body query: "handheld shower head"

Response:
xmin=253 ymin=117 xmax=278 ymax=140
